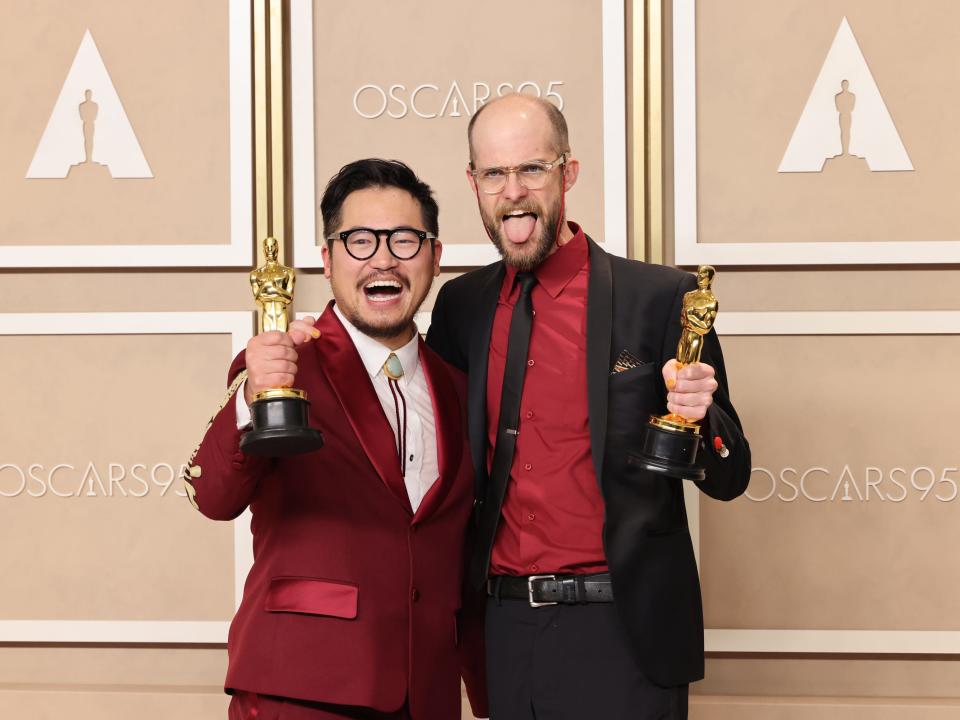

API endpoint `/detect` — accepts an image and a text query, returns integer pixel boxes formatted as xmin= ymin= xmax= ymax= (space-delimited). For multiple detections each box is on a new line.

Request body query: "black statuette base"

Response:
xmin=240 ymin=395 xmax=324 ymax=457
xmin=635 ymin=422 xmax=705 ymax=482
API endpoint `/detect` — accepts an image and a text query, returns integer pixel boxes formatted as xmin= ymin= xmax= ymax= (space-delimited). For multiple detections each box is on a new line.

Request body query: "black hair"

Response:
xmin=320 ymin=159 xmax=439 ymax=244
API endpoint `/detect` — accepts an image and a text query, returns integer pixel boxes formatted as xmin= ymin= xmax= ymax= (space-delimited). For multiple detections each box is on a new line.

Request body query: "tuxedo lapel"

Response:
xmin=413 ymin=340 xmax=463 ymax=521
xmin=314 ymin=305 xmax=412 ymax=514
xmin=467 ymin=264 xmax=505 ymax=485
xmin=585 ymin=237 xmax=612 ymax=485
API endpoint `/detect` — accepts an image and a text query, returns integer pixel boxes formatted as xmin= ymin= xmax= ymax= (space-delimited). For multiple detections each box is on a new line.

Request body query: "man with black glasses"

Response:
xmin=188 ymin=159 xmax=486 ymax=720
xmin=427 ymin=94 xmax=751 ymax=719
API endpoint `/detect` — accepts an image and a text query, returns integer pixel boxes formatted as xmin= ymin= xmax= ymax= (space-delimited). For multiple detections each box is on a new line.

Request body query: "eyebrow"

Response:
xmin=481 ymin=156 xmax=554 ymax=168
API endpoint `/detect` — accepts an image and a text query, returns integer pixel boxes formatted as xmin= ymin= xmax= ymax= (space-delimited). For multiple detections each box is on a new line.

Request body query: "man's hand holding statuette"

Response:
xmin=662 ymin=359 xmax=718 ymax=422
xmin=243 ymin=316 xmax=320 ymax=406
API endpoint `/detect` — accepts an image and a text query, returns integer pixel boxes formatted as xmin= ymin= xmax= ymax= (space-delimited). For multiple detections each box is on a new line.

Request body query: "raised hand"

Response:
xmin=243 ymin=316 xmax=320 ymax=405
xmin=662 ymin=359 xmax=718 ymax=422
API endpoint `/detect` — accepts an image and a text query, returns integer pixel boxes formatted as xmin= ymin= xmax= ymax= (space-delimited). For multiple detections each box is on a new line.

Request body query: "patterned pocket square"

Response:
xmin=611 ymin=349 xmax=647 ymax=374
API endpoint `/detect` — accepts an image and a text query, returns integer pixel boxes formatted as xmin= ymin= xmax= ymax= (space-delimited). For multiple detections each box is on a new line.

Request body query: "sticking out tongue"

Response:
xmin=503 ymin=213 xmax=537 ymax=244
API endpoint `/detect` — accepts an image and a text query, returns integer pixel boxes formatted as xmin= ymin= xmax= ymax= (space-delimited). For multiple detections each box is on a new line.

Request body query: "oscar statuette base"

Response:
xmin=635 ymin=414 xmax=705 ymax=482
xmin=240 ymin=388 xmax=324 ymax=457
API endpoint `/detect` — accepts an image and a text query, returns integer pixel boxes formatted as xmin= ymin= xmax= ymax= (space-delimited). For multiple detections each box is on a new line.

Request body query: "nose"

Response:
xmin=501 ymin=170 xmax=528 ymax=202
xmin=368 ymin=233 xmax=398 ymax=270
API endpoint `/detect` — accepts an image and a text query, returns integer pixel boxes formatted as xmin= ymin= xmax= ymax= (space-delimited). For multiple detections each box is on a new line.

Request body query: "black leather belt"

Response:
xmin=487 ymin=573 xmax=614 ymax=607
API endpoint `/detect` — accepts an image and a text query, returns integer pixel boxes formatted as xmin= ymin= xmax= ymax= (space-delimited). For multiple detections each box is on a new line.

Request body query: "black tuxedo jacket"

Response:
xmin=426 ymin=237 xmax=750 ymax=686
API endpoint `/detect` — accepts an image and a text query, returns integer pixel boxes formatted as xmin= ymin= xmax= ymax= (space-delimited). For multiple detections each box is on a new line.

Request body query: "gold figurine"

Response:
xmin=240 ymin=237 xmax=324 ymax=455
xmin=661 ymin=265 xmax=718 ymax=426
xmin=250 ymin=236 xmax=296 ymax=333
xmin=637 ymin=265 xmax=719 ymax=481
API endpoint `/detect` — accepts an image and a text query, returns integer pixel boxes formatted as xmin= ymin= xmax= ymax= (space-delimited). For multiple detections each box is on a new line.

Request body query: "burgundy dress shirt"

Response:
xmin=486 ymin=224 xmax=609 ymax=577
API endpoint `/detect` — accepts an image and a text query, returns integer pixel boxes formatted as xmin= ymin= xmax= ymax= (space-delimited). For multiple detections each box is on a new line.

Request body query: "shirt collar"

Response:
xmin=501 ymin=221 xmax=588 ymax=301
xmin=333 ymin=304 xmax=420 ymax=382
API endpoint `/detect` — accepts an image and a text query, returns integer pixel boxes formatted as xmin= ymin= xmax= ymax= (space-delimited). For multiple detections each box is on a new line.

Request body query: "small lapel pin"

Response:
xmin=713 ymin=436 xmax=729 ymax=458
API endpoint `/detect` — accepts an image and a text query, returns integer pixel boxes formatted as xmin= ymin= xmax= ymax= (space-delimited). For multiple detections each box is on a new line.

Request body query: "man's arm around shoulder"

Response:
xmin=425 ymin=279 xmax=468 ymax=371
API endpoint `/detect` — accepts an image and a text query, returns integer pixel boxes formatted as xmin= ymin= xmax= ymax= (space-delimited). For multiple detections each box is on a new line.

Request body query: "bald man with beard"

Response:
xmin=427 ymin=94 xmax=751 ymax=720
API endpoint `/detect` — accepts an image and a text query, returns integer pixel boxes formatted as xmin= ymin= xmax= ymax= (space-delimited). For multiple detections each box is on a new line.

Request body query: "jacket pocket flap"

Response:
xmin=264 ymin=576 xmax=358 ymax=619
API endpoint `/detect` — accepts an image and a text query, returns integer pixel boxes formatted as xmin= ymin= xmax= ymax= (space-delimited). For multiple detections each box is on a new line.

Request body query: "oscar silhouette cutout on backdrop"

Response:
xmin=69 ymin=89 xmax=110 ymax=178
xmin=835 ymin=79 xmax=855 ymax=156
xmin=778 ymin=17 xmax=912 ymax=173
xmin=80 ymin=90 xmax=98 ymax=163
xmin=27 ymin=29 xmax=153 ymax=179
xmin=821 ymin=79 xmax=868 ymax=172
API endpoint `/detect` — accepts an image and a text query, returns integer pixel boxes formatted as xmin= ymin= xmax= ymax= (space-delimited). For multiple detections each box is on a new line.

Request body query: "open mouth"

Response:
xmin=502 ymin=209 xmax=539 ymax=244
xmin=363 ymin=278 xmax=404 ymax=303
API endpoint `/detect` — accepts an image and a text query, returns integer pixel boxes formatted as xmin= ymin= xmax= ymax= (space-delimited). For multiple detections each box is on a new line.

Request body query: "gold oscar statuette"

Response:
xmin=636 ymin=265 xmax=719 ymax=481
xmin=239 ymin=237 xmax=324 ymax=456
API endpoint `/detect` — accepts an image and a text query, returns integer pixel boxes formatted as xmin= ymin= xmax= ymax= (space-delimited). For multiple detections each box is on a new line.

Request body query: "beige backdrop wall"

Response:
xmin=290 ymin=0 xmax=625 ymax=270
xmin=0 ymin=0 xmax=619 ymax=718
xmin=664 ymin=1 xmax=960 ymax=717
xmin=0 ymin=0 xmax=250 ymax=716
xmin=4 ymin=1 xmax=959 ymax=719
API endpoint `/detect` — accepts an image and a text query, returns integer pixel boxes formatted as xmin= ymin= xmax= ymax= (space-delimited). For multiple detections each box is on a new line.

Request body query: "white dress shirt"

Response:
xmin=236 ymin=306 xmax=439 ymax=512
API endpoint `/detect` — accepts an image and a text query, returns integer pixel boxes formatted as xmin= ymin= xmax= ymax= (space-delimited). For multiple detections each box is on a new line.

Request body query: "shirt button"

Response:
xmin=412 ymin=588 xmax=420 ymax=602
xmin=527 ymin=513 xmax=536 ymax=521
xmin=525 ymin=411 xmax=534 ymax=419
xmin=530 ymin=564 xmax=539 ymax=573
xmin=527 ymin=359 xmax=535 ymax=367
xmin=524 ymin=463 xmax=532 ymax=471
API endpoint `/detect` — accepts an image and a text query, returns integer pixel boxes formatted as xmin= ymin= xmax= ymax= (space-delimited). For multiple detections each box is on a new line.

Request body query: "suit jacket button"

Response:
xmin=411 ymin=588 xmax=420 ymax=602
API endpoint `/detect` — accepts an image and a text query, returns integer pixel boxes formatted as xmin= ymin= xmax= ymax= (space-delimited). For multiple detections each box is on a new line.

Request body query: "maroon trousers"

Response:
xmin=229 ymin=692 xmax=411 ymax=720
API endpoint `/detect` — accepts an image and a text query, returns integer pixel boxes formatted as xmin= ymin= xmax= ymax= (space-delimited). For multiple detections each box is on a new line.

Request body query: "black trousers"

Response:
xmin=485 ymin=597 xmax=688 ymax=720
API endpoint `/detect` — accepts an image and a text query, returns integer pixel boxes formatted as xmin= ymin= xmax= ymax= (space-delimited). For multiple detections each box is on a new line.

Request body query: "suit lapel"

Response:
xmin=413 ymin=340 xmax=463 ymax=520
xmin=585 ymin=237 xmax=612 ymax=485
xmin=467 ymin=264 xmax=505 ymax=483
xmin=314 ymin=305 xmax=413 ymax=514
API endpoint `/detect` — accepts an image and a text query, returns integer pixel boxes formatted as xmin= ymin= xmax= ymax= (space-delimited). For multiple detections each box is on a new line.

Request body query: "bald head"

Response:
xmin=467 ymin=94 xmax=569 ymax=167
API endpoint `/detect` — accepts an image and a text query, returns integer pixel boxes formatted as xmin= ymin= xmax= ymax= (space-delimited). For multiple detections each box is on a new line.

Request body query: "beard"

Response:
xmin=347 ymin=314 xmax=412 ymax=341
xmin=482 ymin=197 xmax=562 ymax=273
xmin=333 ymin=267 xmax=418 ymax=342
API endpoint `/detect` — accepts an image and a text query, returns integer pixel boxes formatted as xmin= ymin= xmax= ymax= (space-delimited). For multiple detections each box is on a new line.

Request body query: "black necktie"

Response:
xmin=481 ymin=272 xmax=537 ymax=565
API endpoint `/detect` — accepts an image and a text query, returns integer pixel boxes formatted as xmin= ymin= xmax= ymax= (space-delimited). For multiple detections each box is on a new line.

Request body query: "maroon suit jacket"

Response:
xmin=189 ymin=304 xmax=487 ymax=719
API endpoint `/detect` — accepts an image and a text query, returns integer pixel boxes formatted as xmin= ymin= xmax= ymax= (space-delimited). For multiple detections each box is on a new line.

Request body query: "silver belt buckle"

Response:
xmin=527 ymin=574 xmax=558 ymax=607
